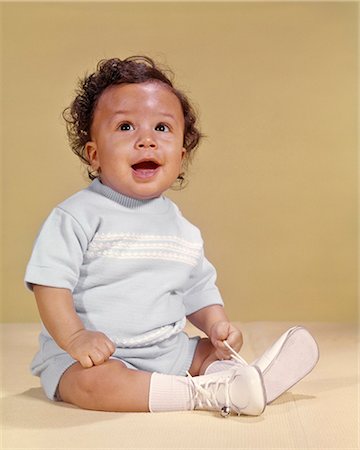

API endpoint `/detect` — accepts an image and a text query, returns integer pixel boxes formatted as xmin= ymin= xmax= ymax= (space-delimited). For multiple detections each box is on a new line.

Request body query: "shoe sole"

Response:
xmin=249 ymin=365 xmax=267 ymax=415
xmin=261 ymin=327 xmax=319 ymax=403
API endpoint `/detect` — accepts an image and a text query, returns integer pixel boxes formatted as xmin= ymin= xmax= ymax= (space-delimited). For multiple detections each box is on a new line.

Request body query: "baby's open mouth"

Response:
xmin=131 ymin=160 xmax=161 ymax=179
xmin=131 ymin=161 xmax=160 ymax=171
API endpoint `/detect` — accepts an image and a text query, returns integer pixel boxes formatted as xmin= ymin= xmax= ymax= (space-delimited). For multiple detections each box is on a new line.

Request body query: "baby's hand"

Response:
xmin=209 ymin=321 xmax=243 ymax=360
xmin=64 ymin=329 xmax=116 ymax=368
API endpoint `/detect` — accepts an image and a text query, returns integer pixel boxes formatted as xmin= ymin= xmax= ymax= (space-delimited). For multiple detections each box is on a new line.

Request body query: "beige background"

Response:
xmin=1 ymin=2 xmax=358 ymax=322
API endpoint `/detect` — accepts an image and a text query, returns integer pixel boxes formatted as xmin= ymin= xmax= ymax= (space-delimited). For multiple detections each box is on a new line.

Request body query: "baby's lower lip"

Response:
xmin=131 ymin=166 xmax=160 ymax=180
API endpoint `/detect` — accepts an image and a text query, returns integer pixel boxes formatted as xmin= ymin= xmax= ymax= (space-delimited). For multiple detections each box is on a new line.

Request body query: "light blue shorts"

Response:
xmin=31 ymin=332 xmax=200 ymax=401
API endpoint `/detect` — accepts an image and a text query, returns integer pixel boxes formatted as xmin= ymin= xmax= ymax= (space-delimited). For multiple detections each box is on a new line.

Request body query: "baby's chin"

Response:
xmin=99 ymin=169 xmax=178 ymax=200
xmin=105 ymin=181 xmax=165 ymax=200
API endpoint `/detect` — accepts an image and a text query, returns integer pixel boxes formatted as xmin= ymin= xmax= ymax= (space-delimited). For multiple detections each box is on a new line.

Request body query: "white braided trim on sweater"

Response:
xmin=87 ymin=233 xmax=202 ymax=267
xmin=110 ymin=317 xmax=186 ymax=348
xmin=87 ymin=250 xmax=199 ymax=266
xmin=91 ymin=232 xmax=202 ymax=249
xmin=89 ymin=241 xmax=201 ymax=257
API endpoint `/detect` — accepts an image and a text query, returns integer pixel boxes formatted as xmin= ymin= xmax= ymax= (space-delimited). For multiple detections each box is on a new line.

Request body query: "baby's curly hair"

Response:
xmin=62 ymin=56 xmax=202 ymax=185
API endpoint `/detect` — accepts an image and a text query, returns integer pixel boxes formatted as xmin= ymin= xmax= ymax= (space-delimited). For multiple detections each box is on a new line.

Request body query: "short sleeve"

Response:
xmin=24 ymin=207 xmax=89 ymax=291
xmin=182 ymin=250 xmax=224 ymax=315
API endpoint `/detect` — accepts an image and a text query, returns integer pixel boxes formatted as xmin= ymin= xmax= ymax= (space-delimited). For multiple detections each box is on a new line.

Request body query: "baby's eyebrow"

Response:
xmin=112 ymin=110 xmax=130 ymax=117
xmin=112 ymin=110 xmax=176 ymax=121
xmin=157 ymin=112 xmax=176 ymax=121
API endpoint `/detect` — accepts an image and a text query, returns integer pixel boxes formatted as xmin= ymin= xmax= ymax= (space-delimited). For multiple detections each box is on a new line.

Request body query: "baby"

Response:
xmin=25 ymin=56 xmax=319 ymax=415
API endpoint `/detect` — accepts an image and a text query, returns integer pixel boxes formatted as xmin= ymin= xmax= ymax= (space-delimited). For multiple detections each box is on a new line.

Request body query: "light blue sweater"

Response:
xmin=25 ymin=179 xmax=224 ymax=348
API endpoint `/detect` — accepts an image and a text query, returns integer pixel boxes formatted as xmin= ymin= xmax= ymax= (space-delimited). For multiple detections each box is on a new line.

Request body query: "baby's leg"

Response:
xmin=57 ymin=342 xmax=216 ymax=412
xmin=188 ymin=338 xmax=219 ymax=376
xmin=58 ymin=359 xmax=151 ymax=412
xmin=58 ymin=354 xmax=266 ymax=415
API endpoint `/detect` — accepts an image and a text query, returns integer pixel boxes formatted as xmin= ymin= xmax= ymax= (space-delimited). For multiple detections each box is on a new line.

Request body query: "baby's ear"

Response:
xmin=181 ymin=147 xmax=186 ymax=160
xmin=85 ymin=142 xmax=100 ymax=170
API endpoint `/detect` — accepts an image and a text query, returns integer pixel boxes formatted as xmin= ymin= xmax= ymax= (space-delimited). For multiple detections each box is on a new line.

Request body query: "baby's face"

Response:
xmin=85 ymin=81 xmax=186 ymax=200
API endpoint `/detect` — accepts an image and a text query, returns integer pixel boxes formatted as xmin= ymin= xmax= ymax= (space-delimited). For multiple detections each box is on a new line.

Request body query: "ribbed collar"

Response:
xmin=88 ymin=179 xmax=170 ymax=213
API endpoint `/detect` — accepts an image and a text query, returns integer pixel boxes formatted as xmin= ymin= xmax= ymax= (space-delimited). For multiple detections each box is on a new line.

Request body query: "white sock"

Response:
xmin=149 ymin=372 xmax=193 ymax=412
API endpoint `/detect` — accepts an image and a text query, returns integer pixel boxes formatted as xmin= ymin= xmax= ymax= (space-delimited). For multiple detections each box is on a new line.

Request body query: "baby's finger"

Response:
xmin=215 ymin=347 xmax=231 ymax=361
xmin=225 ymin=335 xmax=243 ymax=354
xmin=99 ymin=342 xmax=114 ymax=361
xmin=215 ymin=339 xmax=230 ymax=354
xmin=90 ymin=349 xmax=107 ymax=366
xmin=214 ymin=322 xmax=231 ymax=341
xmin=105 ymin=339 xmax=116 ymax=355
xmin=223 ymin=340 xmax=241 ymax=358
xmin=80 ymin=354 xmax=94 ymax=369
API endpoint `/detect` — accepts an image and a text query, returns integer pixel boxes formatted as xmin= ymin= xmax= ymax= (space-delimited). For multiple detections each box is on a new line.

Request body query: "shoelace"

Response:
xmin=223 ymin=340 xmax=248 ymax=365
xmin=186 ymin=370 xmax=231 ymax=416
xmin=186 ymin=340 xmax=244 ymax=417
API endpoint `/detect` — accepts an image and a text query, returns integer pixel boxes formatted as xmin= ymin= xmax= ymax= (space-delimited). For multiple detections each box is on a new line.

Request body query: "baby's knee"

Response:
xmin=59 ymin=359 xmax=126 ymax=405
xmin=80 ymin=360 xmax=126 ymax=392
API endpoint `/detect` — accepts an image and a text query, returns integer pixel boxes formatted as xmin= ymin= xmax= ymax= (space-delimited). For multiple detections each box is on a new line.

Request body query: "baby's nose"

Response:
xmin=135 ymin=135 xmax=157 ymax=149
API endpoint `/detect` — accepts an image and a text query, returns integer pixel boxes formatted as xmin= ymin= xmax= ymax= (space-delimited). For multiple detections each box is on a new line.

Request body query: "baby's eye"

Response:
xmin=118 ymin=122 xmax=134 ymax=131
xmin=155 ymin=123 xmax=170 ymax=132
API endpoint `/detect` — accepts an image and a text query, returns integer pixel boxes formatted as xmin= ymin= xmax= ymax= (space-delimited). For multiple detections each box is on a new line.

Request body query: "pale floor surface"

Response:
xmin=1 ymin=321 xmax=359 ymax=450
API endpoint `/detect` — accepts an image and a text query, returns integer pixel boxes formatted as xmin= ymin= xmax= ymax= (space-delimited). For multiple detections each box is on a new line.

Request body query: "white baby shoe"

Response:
xmin=205 ymin=326 xmax=319 ymax=403
xmin=188 ymin=365 xmax=266 ymax=417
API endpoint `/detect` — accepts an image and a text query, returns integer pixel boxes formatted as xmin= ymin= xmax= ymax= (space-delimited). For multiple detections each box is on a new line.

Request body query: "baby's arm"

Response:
xmin=187 ymin=305 xmax=243 ymax=360
xmin=33 ymin=285 xmax=115 ymax=368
